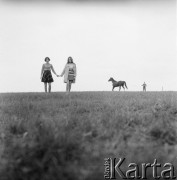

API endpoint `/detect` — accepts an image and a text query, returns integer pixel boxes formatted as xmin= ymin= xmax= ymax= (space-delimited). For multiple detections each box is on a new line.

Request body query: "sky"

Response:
xmin=0 ymin=0 xmax=176 ymax=92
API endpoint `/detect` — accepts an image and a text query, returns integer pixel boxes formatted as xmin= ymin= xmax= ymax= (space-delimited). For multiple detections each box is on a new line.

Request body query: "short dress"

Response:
xmin=61 ymin=63 xmax=76 ymax=83
xmin=41 ymin=70 xmax=54 ymax=83
xmin=68 ymin=68 xmax=75 ymax=83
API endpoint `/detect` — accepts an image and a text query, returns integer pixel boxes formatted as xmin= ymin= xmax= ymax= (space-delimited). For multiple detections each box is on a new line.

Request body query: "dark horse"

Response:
xmin=108 ymin=77 xmax=128 ymax=91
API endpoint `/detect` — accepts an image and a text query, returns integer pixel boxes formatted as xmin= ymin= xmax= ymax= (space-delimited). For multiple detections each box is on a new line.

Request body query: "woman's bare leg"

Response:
xmin=69 ymin=81 xmax=72 ymax=92
xmin=66 ymin=82 xmax=69 ymax=92
xmin=48 ymin=83 xmax=51 ymax=93
xmin=44 ymin=83 xmax=47 ymax=92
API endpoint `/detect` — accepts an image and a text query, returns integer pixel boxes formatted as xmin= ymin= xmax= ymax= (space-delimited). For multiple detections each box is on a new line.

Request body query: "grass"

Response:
xmin=0 ymin=91 xmax=177 ymax=179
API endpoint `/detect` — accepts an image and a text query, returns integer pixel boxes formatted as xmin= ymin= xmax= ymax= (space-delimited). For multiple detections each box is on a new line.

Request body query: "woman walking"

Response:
xmin=59 ymin=57 xmax=77 ymax=92
xmin=41 ymin=57 xmax=58 ymax=93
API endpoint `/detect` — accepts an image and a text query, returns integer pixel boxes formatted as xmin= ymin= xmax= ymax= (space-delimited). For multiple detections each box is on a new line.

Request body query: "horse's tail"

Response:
xmin=124 ymin=82 xmax=128 ymax=89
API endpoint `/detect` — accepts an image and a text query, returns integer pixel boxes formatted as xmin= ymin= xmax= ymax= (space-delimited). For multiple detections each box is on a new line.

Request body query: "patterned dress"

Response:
xmin=41 ymin=64 xmax=54 ymax=83
xmin=61 ymin=63 xmax=77 ymax=83
xmin=41 ymin=70 xmax=53 ymax=83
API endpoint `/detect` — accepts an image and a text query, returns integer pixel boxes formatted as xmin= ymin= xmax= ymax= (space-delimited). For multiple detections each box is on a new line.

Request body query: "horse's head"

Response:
xmin=108 ymin=77 xmax=114 ymax=82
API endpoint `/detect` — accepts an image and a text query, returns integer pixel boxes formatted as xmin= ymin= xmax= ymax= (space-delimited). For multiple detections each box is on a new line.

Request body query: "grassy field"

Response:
xmin=0 ymin=91 xmax=177 ymax=180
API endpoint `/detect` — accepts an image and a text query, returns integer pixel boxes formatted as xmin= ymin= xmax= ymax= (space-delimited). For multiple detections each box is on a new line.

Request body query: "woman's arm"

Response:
xmin=41 ymin=64 xmax=44 ymax=79
xmin=60 ymin=64 xmax=67 ymax=77
xmin=74 ymin=64 xmax=77 ymax=77
xmin=51 ymin=65 xmax=58 ymax=76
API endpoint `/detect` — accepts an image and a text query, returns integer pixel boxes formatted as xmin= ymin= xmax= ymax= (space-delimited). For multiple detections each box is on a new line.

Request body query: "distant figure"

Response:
xmin=108 ymin=77 xmax=128 ymax=91
xmin=59 ymin=57 xmax=77 ymax=92
xmin=41 ymin=57 xmax=58 ymax=93
xmin=142 ymin=82 xmax=147 ymax=91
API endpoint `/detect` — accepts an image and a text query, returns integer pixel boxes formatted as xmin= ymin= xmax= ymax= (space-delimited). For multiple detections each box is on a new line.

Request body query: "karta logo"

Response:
xmin=104 ymin=158 xmax=176 ymax=179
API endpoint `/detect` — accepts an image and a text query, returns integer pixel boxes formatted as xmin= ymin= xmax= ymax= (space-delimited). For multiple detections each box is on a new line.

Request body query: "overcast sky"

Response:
xmin=0 ymin=0 xmax=176 ymax=92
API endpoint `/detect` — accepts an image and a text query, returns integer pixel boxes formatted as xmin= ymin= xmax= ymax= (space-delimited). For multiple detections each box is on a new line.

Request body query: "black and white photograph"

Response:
xmin=0 ymin=0 xmax=177 ymax=179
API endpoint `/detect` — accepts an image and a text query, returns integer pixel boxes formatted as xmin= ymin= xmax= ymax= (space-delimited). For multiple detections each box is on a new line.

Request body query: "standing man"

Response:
xmin=142 ymin=82 xmax=147 ymax=91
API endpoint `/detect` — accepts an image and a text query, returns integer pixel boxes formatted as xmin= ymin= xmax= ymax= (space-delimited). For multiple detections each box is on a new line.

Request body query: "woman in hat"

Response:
xmin=41 ymin=57 xmax=58 ymax=93
xmin=59 ymin=57 xmax=77 ymax=92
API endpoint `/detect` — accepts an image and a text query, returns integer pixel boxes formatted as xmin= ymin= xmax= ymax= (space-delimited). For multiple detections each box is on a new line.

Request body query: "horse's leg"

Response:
xmin=119 ymin=86 xmax=121 ymax=91
xmin=122 ymin=85 xmax=125 ymax=91
xmin=112 ymin=86 xmax=114 ymax=91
